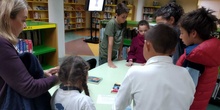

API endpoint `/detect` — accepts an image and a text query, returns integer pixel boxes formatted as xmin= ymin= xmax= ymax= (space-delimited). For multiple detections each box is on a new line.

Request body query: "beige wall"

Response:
xmin=144 ymin=0 xmax=198 ymax=12
xmin=177 ymin=0 xmax=198 ymax=13
xmin=198 ymin=0 xmax=220 ymax=19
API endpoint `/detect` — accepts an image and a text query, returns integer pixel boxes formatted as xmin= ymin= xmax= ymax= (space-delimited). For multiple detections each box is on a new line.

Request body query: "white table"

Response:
xmin=49 ymin=60 xmax=136 ymax=110
xmin=88 ymin=60 xmax=131 ymax=110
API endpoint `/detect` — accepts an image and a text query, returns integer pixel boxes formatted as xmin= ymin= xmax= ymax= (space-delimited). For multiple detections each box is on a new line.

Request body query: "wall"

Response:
xmin=48 ymin=0 xmax=65 ymax=58
xmin=177 ymin=0 xmax=198 ymax=13
xmin=198 ymin=0 xmax=220 ymax=19
xmin=144 ymin=0 xmax=198 ymax=12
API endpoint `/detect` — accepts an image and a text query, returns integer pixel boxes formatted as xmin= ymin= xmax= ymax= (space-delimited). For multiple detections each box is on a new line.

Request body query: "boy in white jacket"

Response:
xmin=113 ymin=24 xmax=195 ymax=110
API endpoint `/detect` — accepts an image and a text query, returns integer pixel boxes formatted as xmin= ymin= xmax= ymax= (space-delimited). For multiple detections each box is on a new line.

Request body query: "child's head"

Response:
xmin=58 ymin=56 xmax=90 ymax=96
xmin=137 ymin=20 xmax=150 ymax=36
xmin=178 ymin=7 xmax=218 ymax=46
xmin=155 ymin=2 xmax=184 ymax=26
xmin=115 ymin=3 xmax=129 ymax=24
xmin=143 ymin=24 xmax=177 ymax=60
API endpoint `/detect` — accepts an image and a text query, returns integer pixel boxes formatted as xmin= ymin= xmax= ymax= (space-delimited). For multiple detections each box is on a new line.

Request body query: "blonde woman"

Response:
xmin=0 ymin=0 xmax=59 ymax=109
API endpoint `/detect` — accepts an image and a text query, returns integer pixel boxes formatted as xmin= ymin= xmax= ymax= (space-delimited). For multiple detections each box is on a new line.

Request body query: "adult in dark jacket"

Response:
xmin=155 ymin=2 xmax=185 ymax=64
xmin=0 ymin=0 xmax=59 ymax=108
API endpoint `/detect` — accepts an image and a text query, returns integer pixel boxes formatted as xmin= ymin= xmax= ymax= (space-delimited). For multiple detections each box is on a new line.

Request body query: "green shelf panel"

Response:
xmin=123 ymin=38 xmax=132 ymax=46
xmin=41 ymin=64 xmax=54 ymax=70
xmin=217 ymin=28 xmax=220 ymax=33
xmin=33 ymin=45 xmax=56 ymax=56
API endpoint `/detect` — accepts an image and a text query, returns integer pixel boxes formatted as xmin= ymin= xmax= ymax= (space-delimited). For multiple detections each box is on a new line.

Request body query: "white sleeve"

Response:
xmin=82 ymin=97 xmax=96 ymax=110
xmin=113 ymin=71 xmax=133 ymax=110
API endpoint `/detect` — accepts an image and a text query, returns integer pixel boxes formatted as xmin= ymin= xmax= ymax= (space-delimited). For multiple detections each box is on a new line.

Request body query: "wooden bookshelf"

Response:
xmin=64 ymin=0 xmax=86 ymax=31
xmin=19 ymin=21 xmax=58 ymax=69
xmin=92 ymin=4 xmax=135 ymax=29
xmin=143 ymin=6 xmax=161 ymax=22
xmin=26 ymin=0 xmax=49 ymax=22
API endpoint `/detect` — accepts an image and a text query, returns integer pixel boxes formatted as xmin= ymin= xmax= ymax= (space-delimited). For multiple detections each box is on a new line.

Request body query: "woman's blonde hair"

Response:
xmin=0 ymin=0 xmax=27 ymax=45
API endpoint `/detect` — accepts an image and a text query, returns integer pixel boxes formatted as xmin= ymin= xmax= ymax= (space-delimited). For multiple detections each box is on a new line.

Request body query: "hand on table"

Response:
xmin=126 ymin=61 xmax=133 ymax=66
xmin=108 ymin=61 xmax=117 ymax=68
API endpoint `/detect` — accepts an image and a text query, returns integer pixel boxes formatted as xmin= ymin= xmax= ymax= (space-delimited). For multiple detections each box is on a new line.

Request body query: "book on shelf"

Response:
xmin=16 ymin=39 xmax=33 ymax=54
xmin=210 ymin=79 xmax=220 ymax=106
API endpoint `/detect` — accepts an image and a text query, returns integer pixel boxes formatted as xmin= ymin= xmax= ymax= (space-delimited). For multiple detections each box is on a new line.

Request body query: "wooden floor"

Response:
xmin=73 ymin=29 xmax=100 ymax=37
xmin=65 ymin=29 xmax=100 ymax=56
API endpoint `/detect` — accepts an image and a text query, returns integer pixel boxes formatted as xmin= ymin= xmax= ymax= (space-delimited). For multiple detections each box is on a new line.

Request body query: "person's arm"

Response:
xmin=108 ymin=36 xmax=117 ymax=68
xmin=118 ymin=21 xmax=127 ymax=61
xmin=0 ymin=40 xmax=58 ymax=98
xmin=113 ymin=72 xmax=132 ymax=110
xmin=104 ymin=19 xmax=117 ymax=68
xmin=83 ymin=97 xmax=96 ymax=110
xmin=118 ymin=37 xmax=123 ymax=61
xmin=126 ymin=37 xmax=137 ymax=66
xmin=44 ymin=66 xmax=59 ymax=77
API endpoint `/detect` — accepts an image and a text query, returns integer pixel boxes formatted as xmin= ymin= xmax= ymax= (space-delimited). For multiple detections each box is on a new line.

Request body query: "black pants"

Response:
xmin=1 ymin=52 xmax=51 ymax=110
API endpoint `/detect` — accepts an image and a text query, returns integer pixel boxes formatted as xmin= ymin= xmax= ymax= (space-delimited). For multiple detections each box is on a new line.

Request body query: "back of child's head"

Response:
xmin=155 ymin=2 xmax=184 ymax=25
xmin=145 ymin=24 xmax=178 ymax=55
xmin=116 ymin=3 xmax=129 ymax=15
xmin=178 ymin=7 xmax=218 ymax=40
xmin=138 ymin=20 xmax=150 ymax=29
xmin=58 ymin=56 xmax=90 ymax=96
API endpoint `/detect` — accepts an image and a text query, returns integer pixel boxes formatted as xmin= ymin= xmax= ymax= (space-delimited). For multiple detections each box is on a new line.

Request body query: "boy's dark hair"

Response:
xmin=145 ymin=24 xmax=178 ymax=54
xmin=155 ymin=2 xmax=184 ymax=25
xmin=138 ymin=20 xmax=150 ymax=29
xmin=179 ymin=7 xmax=218 ymax=40
xmin=116 ymin=3 xmax=129 ymax=15
xmin=58 ymin=56 xmax=90 ymax=96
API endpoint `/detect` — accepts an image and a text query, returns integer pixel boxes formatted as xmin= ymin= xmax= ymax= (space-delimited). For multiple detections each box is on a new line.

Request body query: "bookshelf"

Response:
xmin=19 ymin=21 xmax=58 ymax=69
xmin=143 ymin=6 xmax=161 ymax=22
xmin=64 ymin=0 xmax=86 ymax=31
xmin=26 ymin=0 xmax=49 ymax=22
xmin=92 ymin=4 xmax=135 ymax=29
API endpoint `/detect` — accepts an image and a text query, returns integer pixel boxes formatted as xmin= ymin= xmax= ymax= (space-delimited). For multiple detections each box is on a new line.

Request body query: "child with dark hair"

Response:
xmin=177 ymin=7 xmax=220 ymax=110
xmin=99 ymin=3 xmax=129 ymax=68
xmin=51 ymin=56 xmax=96 ymax=110
xmin=113 ymin=24 xmax=195 ymax=110
xmin=126 ymin=20 xmax=149 ymax=66
xmin=155 ymin=2 xmax=185 ymax=64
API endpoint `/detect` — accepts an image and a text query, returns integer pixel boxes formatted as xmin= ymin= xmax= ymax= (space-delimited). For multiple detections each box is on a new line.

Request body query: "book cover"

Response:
xmin=111 ymin=83 xmax=121 ymax=93
xmin=88 ymin=76 xmax=102 ymax=84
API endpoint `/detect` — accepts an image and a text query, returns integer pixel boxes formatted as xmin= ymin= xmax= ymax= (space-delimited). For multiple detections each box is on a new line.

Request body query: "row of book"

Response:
xmin=18 ymin=30 xmax=42 ymax=46
xmin=212 ymin=79 xmax=220 ymax=99
xmin=64 ymin=0 xmax=78 ymax=3
xmin=210 ymin=78 xmax=220 ymax=106
xmin=65 ymin=24 xmax=84 ymax=30
xmin=64 ymin=6 xmax=84 ymax=11
xmin=64 ymin=12 xmax=83 ymax=18
xmin=15 ymin=39 xmax=33 ymax=54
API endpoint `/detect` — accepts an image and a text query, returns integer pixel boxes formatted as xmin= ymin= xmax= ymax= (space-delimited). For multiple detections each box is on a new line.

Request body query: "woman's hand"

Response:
xmin=44 ymin=66 xmax=59 ymax=77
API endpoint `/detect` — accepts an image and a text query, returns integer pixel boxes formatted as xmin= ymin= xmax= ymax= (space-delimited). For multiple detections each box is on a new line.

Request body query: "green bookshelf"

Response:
xmin=20 ymin=21 xmax=58 ymax=69
xmin=33 ymin=45 xmax=56 ymax=56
